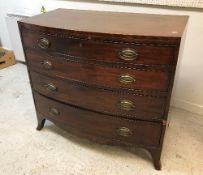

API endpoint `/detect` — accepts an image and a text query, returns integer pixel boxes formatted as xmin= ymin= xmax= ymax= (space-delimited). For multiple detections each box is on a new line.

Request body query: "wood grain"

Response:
xmin=30 ymin=71 xmax=166 ymax=121
xmin=34 ymin=92 xmax=163 ymax=147
xmin=21 ymin=28 xmax=175 ymax=66
xmin=20 ymin=9 xmax=188 ymax=37
xmin=26 ymin=50 xmax=170 ymax=91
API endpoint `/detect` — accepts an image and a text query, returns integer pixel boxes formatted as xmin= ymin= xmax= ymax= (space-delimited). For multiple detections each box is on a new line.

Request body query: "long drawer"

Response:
xmin=34 ymin=92 xmax=163 ymax=147
xmin=26 ymin=50 xmax=170 ymax=91
xmin=30 ymin=71 xmax=166 ymax=121
xmin=21 ymin=25 xmax=175 ymax=66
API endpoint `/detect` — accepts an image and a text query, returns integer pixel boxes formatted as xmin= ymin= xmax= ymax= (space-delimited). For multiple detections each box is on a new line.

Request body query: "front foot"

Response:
xmin=147 ymin=148 xmax=162 ymax=170
xmin=154 ymin=159 xmax=161 ymax=170
xmin=36 ymin=117 xmax=46 ymax=130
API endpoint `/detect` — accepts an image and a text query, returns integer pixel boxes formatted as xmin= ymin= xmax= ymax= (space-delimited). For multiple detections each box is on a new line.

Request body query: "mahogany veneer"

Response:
xmin=18 ymin=9 xmax=188 ymax=170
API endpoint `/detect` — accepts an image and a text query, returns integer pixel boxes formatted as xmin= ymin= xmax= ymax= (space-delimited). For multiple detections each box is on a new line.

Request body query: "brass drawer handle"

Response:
xmin=42 ymin=60 xmax=53 ymax=70
xmin=119 ymin=74 xmax=135 ymax=84
xmin=119 ymin=48 xmax=138 ymax=61
xmin=38 ymin=38 xmax=50 ymax=49
xmin=44 ymin=83 xmax=57 ymax=92
xmin=117 ymin=127 xmax=132 ymax=137
xmin=49 ymin=107 xmax=60 ymax=116
xmin=119 ymin=99 xmax=135 ymax=111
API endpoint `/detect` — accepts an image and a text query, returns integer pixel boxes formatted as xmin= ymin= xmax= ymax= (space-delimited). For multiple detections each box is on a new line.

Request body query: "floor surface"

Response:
xmin=0 ymin=63 xmax=202 ymax=175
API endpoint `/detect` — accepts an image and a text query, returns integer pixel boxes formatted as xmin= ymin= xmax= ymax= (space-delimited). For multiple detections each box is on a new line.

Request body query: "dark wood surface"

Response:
xmin=20 ymin=9 xmax=188 ymax=37
xmin=34 ymin=92 xmax=163 ymax=147
xmin=26 ymin=50 xmax=170 ymax=91
xmin=19 ymin=23 xmax=182 ymax=45
xmin=18 ymin=9 xmax=188 ymax=170
xmin=21 ymin=28 xmax=176 ymax=65
xmin=30 ymin=71 xmax=166 ymax=121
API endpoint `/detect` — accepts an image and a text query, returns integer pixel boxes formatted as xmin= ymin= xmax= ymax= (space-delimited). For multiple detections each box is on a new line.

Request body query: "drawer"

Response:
xmin=26 ymin=50 xmax=170 ymax=91
xmin=30 ymin=71 xmax=166 ymax=121
xmin=34 ymin=92 xmax=162 ymax=146
xmin=21 ymin=26 xmax=175 ymax=66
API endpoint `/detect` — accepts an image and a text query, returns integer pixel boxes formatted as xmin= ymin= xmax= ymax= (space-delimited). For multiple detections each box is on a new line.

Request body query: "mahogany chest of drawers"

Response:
xmin=18 ymin=9 xmax=188 ymax=170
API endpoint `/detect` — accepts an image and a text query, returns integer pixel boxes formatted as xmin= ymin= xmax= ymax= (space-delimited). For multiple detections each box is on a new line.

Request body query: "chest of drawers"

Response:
xmin=18 ymin=9 xmax=188 ymax=170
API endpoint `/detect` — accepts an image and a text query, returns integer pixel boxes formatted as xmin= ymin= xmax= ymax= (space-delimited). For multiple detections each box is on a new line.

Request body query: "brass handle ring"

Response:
xmin=117 ymin=127 xmax=132 ymax=137
xmin=119 ymin=99 xmax=135 ymax=111
xmin=42 ymin=60 xmax=53 ymax=70
xmin=49 ymin=107 xmax=60 ymax=116
xmin=38 ymin=38 xmax=50 ymax=49
xmin=44 ymin=83 xmax=57 ymax=92
xmin=119 ymin=48 xmax=138 ymax=61
xmin=119 ymin=74 xmax=135 ymax=84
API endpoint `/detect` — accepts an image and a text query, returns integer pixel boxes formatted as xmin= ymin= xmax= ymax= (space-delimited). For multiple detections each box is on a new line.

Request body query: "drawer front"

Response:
xmin=26 ymin=50 xmax=170 ymax=91
xmin=30 ymin=71 xmax=166 ymax=120
xmin=34 ymin=92 xmax=162 ymax=146
xmin=21 ymin=27 xmax=175 ymax=66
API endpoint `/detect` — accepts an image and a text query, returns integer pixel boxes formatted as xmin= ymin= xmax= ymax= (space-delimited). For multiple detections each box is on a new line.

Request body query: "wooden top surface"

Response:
xmin=21 ymin=9 xmax=188 ymax=37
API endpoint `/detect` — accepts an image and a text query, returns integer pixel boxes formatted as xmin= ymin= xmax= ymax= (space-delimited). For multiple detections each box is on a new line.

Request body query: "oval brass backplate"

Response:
xmin=49 ymin=107 xmax=60 ymax=116
xmin=44 ymin=83 xmax=57 ymax=92
xmin=119 ymin=99 xmax=135 ymax=111
xmin=117 ymin=127 xmax=132 ymax=137
xmin=42 ymin=60 xmax=53 ymax=70
xmin=119 ymin=74 xmax=135 ymax=84
xmin=119 ymin=48 xmax=138 ymax=61
xmin=38 ymin=38 xmax=50 ymax=49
